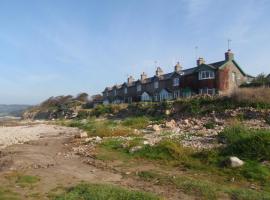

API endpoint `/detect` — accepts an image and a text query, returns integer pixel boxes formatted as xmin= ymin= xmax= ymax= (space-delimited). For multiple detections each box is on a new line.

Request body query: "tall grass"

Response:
xmin=231 ymin=87 xmax=270 ymax=108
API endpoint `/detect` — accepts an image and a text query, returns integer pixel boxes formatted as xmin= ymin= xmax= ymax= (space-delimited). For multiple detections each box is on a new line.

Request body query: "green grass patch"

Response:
xmin=133 ymin=139 xmax=193 ymax=161
xmin=0 ymin=187 xmax=19 ymax=200
xmin=4 ymin=171 xmax=40 ymax=188
xmin=51 ymin=183 xmax=161 ymax=200
xmin=219 ymin=124 xmax=270 ymax=161
xmin=65 ymin=119 xmax=132 ymax=137
xmin=16 ymin=174 xmax=40 ymax=187
xmin=122 ymin=116 xmax=150 ymax=129
xmin=203 ymin=121 xmax=215 ymax=129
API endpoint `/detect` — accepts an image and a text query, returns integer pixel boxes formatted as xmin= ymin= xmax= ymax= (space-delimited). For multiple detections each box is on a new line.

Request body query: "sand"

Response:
xmin=0 ymin=124 xmax=79 ymax=149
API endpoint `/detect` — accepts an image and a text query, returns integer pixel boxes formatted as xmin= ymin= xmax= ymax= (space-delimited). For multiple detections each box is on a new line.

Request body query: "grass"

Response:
xmin=219 ymin=124 xmax=270 ymax=161
xmin=4 ymin=171 xmax=40 ymax=188
xmin=51 ymin=183 xmax=161 ymax=200
xmin=204 ymin=121 xmax=215 ymax=129
xmin=137 ymin=170 xmax=270 ymax=200
xmin=0 ymin=187 xmax=19 ymax=200
xmin=122 ymin=116 xmax=150 ymax=129
xmin=63 ymin=118 xmax=132 ymax=137
xmin=132 ymin=139 xmax=193 ymax=161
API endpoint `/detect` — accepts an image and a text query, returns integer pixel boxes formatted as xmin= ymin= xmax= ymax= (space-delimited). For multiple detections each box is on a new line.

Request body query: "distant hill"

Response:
xmin=0 ymin=104 xmax=32 ymax=117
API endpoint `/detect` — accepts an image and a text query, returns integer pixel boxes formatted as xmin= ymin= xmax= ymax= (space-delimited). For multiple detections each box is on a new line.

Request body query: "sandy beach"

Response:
xmin=0 ymin=123 xmax=79 ymax=149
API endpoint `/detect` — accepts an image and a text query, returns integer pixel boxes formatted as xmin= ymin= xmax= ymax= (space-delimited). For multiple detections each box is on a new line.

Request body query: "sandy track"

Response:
xmin=0 ymin=124 xmax=79 ymax=149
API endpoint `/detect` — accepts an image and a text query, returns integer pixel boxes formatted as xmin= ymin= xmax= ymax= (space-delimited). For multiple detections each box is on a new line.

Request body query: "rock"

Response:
xmin=165 ymin=120 xmax=176 ymax=129
xmin=129 ymin=146 xmax=143 ymax=153
xmin=75 ymin=131 xmax=88 ymax=138
xmin=85 ymin=138 xmax=92 ymax=142
xmin=95 ymin=136 xmax=102 ymax=142
xmin=184 ymin=119 xmax=189 ymax=125
xmin=165 ymin=110 xmax=171 ymax=115
xmin=143 ymin=141 xmax=149 ymax=145
xmin=133 ymin=129 xmax=140 ymax=135
xmin=227 ymin=156 xmax=244 ymax=168
xmin=152 ymin=124 xmax=161 ymax=132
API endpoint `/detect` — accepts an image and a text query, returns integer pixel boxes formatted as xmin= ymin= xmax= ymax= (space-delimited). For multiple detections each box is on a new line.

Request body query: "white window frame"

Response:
xmin=199 ymin=88 xmax=216 ymax=95
xmin=154 ymin=81 xmax=159 ymax=89
xmin=137 ymin=84 xmax=142 ymax=92
xmin=199 ymin=70 xmax=215 ymax=80
xmin=232 ymin=72 xmax=236 ymax=83
xmin=173 ymin=78 xmax=180 ymax=86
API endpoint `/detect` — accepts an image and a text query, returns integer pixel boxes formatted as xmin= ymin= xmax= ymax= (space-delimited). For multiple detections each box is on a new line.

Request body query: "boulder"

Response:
xmin=75 ymin=131 xmax=88 ymax=138
xmin=227 ymin=156 xmax=244 ymax=168
xmin=165 ymin=120 xmax=176 ymax=129
xmin=152 ymin=124 xmax=161 ymax=132
xmin=95 ymin=136 xmax=102 ymax=142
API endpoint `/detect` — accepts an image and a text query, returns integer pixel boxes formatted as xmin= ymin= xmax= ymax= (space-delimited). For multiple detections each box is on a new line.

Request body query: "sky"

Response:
xmin=0 ymin=0 xmax=270 ymax=104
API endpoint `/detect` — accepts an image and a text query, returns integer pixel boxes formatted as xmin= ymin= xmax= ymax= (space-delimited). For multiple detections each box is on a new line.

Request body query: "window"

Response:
xmin=154 ymin=81 xmax=159 ymax=89
xmin=199 ymin=88 xmax=216 ymax=95
xmin=124 ymin=87 xmax=127 ymax=94
xmin=114 ymin=90 xmax=117 ymax=96
xmin=137 ymin=84 xmax=141 ymax=92
xmin=199 ymin=71 xmax=215 ymax=80
xmin=173 ymin=78 xmax=180 ymax=86
xmin=232 ymin=72 xmax=236 ymax=83
xmin=173 ymin=90 xmax=181 ymax=99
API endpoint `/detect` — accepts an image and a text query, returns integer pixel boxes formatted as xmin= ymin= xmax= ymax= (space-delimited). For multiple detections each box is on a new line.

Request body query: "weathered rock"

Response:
xmin=95 ymin=136 xmax=102 ymax=142
xmin=227 ymin=156 xmax=244 ymax=168
xmin=152 ymin=124 xmax=161 ymax=132
xmin=75 ymin=131 xmax=88 ymax=138
xmin=165 ymin=120 xmax=176 ymax=129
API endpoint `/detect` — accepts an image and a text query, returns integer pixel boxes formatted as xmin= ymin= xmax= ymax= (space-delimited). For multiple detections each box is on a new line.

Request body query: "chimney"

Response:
xmin=174 ymin=62 xmax=182 ymax=72
xmin=141 ymin=72 xmax=147 ymax=81
xmin=225 ymin=49 xmax=234 ymax=61
xmin=127 ymin=76 xmax=134 ymax=84
xmin=155 ymin=67 xmax=163 ymax=76
xmin=197 ymin=57 xmax=205 ymax=66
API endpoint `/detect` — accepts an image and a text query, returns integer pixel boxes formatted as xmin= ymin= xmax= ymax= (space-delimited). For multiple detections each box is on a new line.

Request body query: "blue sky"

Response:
xmin=0 ymin=0 xmax=269 ymax=104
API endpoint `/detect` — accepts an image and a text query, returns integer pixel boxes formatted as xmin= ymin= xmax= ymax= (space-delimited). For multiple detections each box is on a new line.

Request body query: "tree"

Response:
xmin=76 ymin=93 xmax=89 ymax=102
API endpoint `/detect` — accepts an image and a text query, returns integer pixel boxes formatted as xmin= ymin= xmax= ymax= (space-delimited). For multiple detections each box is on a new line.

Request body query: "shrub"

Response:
xmin=52 ymin=183 xmax=161 ymax=200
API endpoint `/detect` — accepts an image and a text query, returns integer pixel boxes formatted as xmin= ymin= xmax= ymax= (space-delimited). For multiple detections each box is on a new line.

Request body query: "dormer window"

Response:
xmin=154 ymin=81 xmax=159 ymax=89
xmin=124 ymin=87 xmax=127 ymax=94
xmin=199 ymin=71 xmax=215 ymax=80
xmin=114 ymin=90 xmax=117 ymax=96
xmin=137 ymin=84 xmax=141 ymax=92
xmin=173 ymin=78 xmax=180 ymax=86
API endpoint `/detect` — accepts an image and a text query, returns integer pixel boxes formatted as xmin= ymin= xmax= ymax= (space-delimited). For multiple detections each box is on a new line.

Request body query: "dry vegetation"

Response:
xmin=232 ymin=87 xmax=270 ymax=105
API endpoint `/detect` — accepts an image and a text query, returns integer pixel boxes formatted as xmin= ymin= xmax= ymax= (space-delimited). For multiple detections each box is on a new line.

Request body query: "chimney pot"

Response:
xmin=225 ymin=49 xmax=234 ymax=61
xmin=197 ymin=57 xmax=205 ymax=66
xmin=174 ymin=62 xmax=182 ymax=72
xmin=141 ymin=72 xmax=147 ymax=81
xmin=156 ymin=67 xmax=163 ymax=76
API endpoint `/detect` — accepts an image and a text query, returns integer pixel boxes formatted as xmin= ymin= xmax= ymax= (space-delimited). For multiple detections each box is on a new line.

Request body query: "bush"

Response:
xmin=52 ymin=183 xmax=161 ymax=200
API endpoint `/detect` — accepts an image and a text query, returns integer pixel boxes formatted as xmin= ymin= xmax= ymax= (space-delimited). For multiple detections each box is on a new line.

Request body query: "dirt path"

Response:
xmin=0 ymin=124 xmax=190 ymax=200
